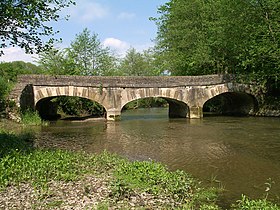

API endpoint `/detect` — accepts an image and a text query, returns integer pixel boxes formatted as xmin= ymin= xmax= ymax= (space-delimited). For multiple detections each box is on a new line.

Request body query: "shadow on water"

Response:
xmin=60 ymin=115 xmax=105 ymax=122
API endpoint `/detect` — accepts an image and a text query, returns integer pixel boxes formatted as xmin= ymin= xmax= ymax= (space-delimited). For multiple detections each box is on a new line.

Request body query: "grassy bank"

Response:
xmin=20 ymin=110 xmax=45 ymax=126
xmin=0 ymin=129 xmax=279 ymax=209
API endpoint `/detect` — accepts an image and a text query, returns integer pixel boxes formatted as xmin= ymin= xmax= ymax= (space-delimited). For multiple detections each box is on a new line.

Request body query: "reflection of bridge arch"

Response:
xmin=10 ymin=74 xmax=260 ymax=121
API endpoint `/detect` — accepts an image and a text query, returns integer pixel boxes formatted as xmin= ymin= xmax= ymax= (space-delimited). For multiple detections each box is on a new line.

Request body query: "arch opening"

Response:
xmin=203 ymin=92 xmax=258 ymax=116
xmin=121 ymin=97 xmax=190 ymax=119
xmin=36 ymin=96 xmax=106 ymax=121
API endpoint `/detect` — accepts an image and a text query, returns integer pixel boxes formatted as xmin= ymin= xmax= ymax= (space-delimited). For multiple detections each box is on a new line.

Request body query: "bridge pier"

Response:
xmin=107 ymin=110 xmax=121 ymax=121
xmin=168 ymin=100 xmax=189 ymax=118
xmin=189 ymin=106 xmax=203 ymax=119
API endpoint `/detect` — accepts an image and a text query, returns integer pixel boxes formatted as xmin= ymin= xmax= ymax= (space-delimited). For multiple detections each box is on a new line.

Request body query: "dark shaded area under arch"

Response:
xmin=36 ymin=96 xmax=105 ymax=121
xmin=203 ymin=92 xmax=258 ymax=116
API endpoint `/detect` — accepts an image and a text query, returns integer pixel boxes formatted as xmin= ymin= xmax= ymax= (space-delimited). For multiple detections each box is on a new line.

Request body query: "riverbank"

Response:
xmin=0 ymin=129 xmax=279 ymax=209
xmin=0 ymin=129 xmax=220 ymax=209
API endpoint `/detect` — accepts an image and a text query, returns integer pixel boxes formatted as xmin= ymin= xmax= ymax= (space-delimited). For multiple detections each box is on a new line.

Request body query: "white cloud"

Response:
xmin=103 ymin=38 xmax=156 ymax=57
xmin=0 ymin=47 xmax=38 ymax=63
xmin=103 ymin=38 xmax=130 ymax=56
xmin=67 ymin=1 xmax=109 ymax=23
xmin=134 ymin=42 xmax=155 ymax=52
xmin=117 ymin=12 xmax=136 ymax=20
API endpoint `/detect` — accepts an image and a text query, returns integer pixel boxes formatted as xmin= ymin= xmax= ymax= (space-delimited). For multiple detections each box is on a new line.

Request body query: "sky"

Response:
xmin=0 ymin=0 xmax=168 ymax=63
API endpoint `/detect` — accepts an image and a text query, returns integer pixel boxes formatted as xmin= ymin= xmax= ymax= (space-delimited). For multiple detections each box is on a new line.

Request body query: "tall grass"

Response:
xmin=232 ymin=195 xmax=279 ymax=210
xmin=21 ymin=110 xmax=44 ymax=125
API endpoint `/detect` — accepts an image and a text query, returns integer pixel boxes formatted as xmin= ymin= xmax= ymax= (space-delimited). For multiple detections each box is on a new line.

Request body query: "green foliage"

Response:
xmin=21 ymin=110 xmax=43 ymax=125
xmin=0 ymin=0 xmax=75 ymax=56
xmin=0 ymin=130 xmax=121 ymax=191
xmin=0 ymin=133 xmax=84 ymax=189
xmin=0 ymin=61 xmax=42 ymax=113
xmin=0 ymin=129 xmax=33 ymax=158
xmin=113 ymin=160 xmax=192 ymax=200
xmin=0 ymin=149 xmax=83 ymax=189
xmin=0 ymin=61 xmax=42 ymax=82
xmin=232 ymin=195 xmax=280 ymax=210
xmin=120 ymin=47 xmax=160 ymax=76
xmin=0 ymin=76 xmax=11 ymax=111
xmin=153 ymin=0 xmax=280 ymax=92
xmin=37 ymin=48 xmax=77 ymax=75
xmin=36 ymin=29 xmax=168 ymax=118
xmin=124 ymin=97 xmax=167 ymax=110
xmin=54 ymin=96 xmax=105 ymax=117
xmin=66 ymin=28 xmax=117 ymax=76
xmin=111 ymin=160 xmax=219 ymax=208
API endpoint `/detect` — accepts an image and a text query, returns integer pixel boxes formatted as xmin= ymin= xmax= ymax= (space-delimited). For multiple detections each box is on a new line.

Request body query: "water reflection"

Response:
xmin=15 ymin=108 xmax=280 ymax=204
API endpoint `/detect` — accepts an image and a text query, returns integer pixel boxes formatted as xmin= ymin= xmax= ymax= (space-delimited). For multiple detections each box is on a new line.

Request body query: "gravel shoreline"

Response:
xmin=0 ymin=174 xmax=181 ymax=209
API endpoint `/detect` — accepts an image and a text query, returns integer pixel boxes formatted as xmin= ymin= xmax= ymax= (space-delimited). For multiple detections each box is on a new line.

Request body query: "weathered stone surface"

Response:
xmin=9 ymin=74 xmax=258 ymax=120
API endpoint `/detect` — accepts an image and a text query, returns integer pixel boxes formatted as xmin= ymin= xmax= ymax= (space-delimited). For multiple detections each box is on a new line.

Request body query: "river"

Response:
xmin=2 ymin=108 xmax=280 ymax=206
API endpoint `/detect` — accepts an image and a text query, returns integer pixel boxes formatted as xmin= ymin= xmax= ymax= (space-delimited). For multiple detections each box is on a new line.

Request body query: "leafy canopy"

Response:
xmin=153 ymin=0 xmax=280 ymax=81
xmin=0 ymin=0 xmax=75 ymax=56
xmin=38 ymin=28 xmax=118 ymax=76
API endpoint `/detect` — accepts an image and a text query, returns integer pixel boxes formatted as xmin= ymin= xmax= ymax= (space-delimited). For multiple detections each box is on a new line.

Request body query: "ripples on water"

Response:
xmin=2 ymin=108 xmax=280 ymax=205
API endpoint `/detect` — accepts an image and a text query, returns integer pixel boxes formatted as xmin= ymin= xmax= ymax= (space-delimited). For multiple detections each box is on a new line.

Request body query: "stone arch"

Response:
xmin=34 ymin=86 xmax=108 ymax=110
xmin=33 ymin=86 xmax=109 ymax=120
xmin=203 ymin=91 xmax=258 ymax=116
xmin=120 ymin=87 xmax=188 ymax=109
xmin=35 ymin=96 xmax=106 ymax=120
xmin=120 ymin=88 xmax=190 ymax=118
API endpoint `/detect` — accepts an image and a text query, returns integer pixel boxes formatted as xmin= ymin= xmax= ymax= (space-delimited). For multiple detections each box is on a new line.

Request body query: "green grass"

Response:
xmin=20 ymin=110 xmax=45 ymax=126
xmin=112 ymin=160 xmax=195 ymax=199
xmin=0 ymin=130 xmax=85 ymax=189
xmin=231 ymin=195 xmax=280 ymax=210
xmin=111 ymin=160 xmax=220 ymax=209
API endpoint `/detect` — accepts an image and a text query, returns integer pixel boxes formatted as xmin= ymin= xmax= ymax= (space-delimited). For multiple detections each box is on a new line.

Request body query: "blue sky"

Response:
xmin=0 ymin=0 xmax=168 ymax=63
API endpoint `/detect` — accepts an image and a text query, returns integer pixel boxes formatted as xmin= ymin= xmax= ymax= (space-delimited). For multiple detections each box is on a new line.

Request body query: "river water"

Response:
xmin=3 ymin=108 xmax=280 ymax=206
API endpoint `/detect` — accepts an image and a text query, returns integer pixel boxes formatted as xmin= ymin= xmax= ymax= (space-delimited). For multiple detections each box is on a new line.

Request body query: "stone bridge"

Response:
xmin=10 ymin=74 xmax=258 ymax=120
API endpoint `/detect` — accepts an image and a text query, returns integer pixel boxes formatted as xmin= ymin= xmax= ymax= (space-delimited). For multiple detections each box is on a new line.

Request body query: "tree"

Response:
xmin=153 ymin=0 xmax=280 ymax=78
xmin=0 ymin=61 xmax=42 ymax=81
xmin=67 ymin=28 xmax=117 ymax=76
xmin=120 ymin=47 xmax=159 ymax=76
xmin=0 ymin=61 xmax=42 ymax=113
xmin=37 ymin=48 xmax=78 ymax=75
xmin=0 ymin=0 xmax=75 ymax=56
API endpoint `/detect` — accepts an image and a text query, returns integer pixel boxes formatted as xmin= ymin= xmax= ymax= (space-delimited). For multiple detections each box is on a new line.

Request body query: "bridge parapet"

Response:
xmin=15 ymin=74 xmax=235 ymax=88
